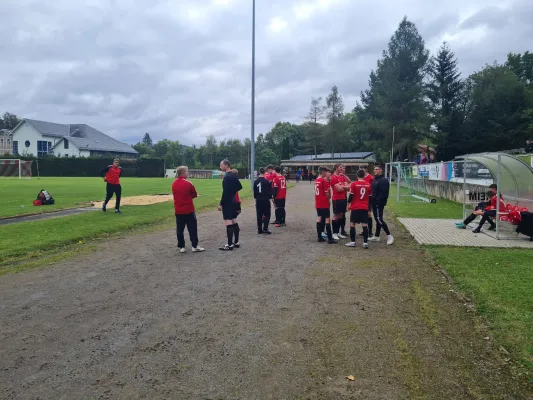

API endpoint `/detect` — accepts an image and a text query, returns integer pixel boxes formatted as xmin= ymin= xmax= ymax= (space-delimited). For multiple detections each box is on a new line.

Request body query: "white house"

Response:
xmin=10 ymin=119 xmax=138 ymax=158
xmin=0 ymin=129 xmax=12 ymax=156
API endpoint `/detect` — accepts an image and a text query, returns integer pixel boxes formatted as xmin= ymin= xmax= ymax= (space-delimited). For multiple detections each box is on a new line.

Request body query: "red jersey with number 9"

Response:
xmin=315 ymin=177 xmax=330 ymax=209
xmin=273 ymin=175 xmax=287 ymax=199
xmin=349 ymin=180 xmax=372 ymax=210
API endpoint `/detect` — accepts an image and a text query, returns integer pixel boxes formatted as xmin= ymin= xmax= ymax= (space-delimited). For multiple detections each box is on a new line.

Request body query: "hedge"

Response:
xmin=1 ymin=155 xmax=164 ymax=177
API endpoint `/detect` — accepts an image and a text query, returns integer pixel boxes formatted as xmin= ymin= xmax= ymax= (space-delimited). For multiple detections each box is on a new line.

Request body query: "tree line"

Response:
xmin=134 ymin=17 xmax=532 ymax=167
xmin=4 ymin=16 xmax=533 ymax=168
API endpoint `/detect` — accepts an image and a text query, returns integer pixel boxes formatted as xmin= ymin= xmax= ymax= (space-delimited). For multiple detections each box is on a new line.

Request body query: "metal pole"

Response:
xmin=462 ymin=159 xmax=466 ymax=220
xmin=397 ymin=163 xmax=401 ymax=202
xmin=250 ymin=0 xmax=256 ymax=190
xmin=496 ymin=153 xmax=501 ymax=239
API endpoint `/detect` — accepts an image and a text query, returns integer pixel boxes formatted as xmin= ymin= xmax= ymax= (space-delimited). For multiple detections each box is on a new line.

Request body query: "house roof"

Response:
xmin=287 ymin=152 xmax=373 ymax=161
xmin=14 ymin=119 xmax=137 ymax=154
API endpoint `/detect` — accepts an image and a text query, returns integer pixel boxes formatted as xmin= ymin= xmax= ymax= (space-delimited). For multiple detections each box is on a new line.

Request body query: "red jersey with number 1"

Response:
xmin=315 ymin=177 xmax=330 ymax=209
xmin=349 ymin=180 xmax=372 ymax=210
xmin=273 ymin=175 xmax=287 ymax=199
xmin=329 ymin=174 xmax=348 ymax=200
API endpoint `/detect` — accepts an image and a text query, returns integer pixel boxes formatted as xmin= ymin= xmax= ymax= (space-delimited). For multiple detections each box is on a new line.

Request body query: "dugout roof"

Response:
xmin=456 ymin=152 xmax=533 ymax=207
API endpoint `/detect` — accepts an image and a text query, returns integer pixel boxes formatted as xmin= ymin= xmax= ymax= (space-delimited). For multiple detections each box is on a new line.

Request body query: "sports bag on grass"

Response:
xmin=37 ymin=189 xmax=55 ymax=205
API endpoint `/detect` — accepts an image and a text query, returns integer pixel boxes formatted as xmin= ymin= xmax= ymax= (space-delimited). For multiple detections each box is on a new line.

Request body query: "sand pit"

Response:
xmin=92 ymin=194 xmax=173 ymax=209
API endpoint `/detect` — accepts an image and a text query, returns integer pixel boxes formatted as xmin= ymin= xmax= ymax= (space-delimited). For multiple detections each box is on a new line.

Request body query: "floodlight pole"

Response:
xmin=250 ymin=0 xmax=256 ymax=189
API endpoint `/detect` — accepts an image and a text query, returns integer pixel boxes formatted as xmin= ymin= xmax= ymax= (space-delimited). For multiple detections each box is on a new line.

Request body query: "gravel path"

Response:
xmin=0 ymin=184 xmax=530 ymax=399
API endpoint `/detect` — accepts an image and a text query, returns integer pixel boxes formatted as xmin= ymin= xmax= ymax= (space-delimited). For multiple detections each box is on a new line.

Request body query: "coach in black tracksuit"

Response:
xmin=371 ymin=165 xmax=394 ymax=243
xmin=254 ymin=167 xmax=272 ymax=234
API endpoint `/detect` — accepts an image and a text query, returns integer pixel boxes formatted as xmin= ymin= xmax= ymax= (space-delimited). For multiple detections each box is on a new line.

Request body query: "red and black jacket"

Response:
xmin=101 ymin=165 xmax=122 ymax=185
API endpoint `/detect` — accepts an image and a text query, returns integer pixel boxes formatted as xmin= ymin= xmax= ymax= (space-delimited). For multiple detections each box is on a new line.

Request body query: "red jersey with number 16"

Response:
xmin=315 ymin=177 xmax=330 ymax=209
xmin=349 ymin=180 xmax=372 ymax=210
xmin=273 ymin=175 xmax=287 ymax=199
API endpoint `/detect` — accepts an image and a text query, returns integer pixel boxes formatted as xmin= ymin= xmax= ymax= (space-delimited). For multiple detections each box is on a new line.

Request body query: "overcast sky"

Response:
xmin=1 ymin=0 xmax=532 ymax=146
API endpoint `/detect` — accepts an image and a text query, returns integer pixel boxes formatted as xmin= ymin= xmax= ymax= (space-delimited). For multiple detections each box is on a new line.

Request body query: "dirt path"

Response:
xmin=0 ymin=184 xmax=530 ymax=400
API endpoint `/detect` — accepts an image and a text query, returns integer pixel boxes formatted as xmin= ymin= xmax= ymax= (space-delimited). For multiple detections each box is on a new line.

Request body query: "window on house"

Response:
xmin=37 ymin=141 xmax=51 ymax=157
xmin=13 ymin=141 xmax=18 ymax=155
xmin=64 ymin=154 xmax=68 ymax=157
xmin=25 ymin=140 xmax=30 ymax=148
xmin=0 ymin=138 xmax=3 ymax=146
xmin=64 ymin=139 xmax=69 ymax=149
xmin=7 ymin=139 xmax=10 ymax=145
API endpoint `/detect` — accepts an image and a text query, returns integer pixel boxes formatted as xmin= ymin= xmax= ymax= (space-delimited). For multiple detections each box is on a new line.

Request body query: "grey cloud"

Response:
xmin=1 ymin=0 xmax=532 ymax=145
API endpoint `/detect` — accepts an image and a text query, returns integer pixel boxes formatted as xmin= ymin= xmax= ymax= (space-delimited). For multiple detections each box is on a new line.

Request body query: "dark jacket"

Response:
xmin=371 ymin=174 xmax=390 ymax=207
xmin=220 ymin=171 xmax=242 ymax=206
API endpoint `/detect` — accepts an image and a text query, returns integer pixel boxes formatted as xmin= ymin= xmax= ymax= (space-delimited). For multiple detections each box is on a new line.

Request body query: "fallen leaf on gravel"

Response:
xmin=346 ymin=375 xmax=355 ymax=381
xmin=483 ymin=336 xmax=490 ymax=340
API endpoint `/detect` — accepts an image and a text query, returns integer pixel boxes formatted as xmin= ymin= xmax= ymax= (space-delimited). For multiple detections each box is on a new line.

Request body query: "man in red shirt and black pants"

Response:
xmin=272 ymin=166 xmax=287 ymax=227
xmin=172 ymin=166 xmax=204 ymax=253
xmin=101 ymin=158 xmax=123 ymax=214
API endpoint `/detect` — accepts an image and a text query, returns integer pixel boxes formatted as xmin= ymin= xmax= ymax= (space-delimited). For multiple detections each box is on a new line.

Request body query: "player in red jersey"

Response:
xmin=315 ymin=167 xmax=336 ymax=244
xmin=265 ymin=164 xmax=276 ymax=183
xmin=329 ymin=164 xmax=351 ymax=240
xmin=272 ymin=166 xmax=287 ymax=226
xmin=345 ymin=169 xmax=372 ymax=248
xmin=360 ymin=166 xmax=375 ymax=239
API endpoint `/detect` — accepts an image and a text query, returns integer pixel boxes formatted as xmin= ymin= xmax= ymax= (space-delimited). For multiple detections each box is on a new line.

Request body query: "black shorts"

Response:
xmin=275 ymin=198 xmax=286 ymax=208
xmin=316 ymin=208 xmax=331 ymax=219
xmin=222 ymin=204 xmax=238 ymax=220
xmin=332 ymin=199 xmax=347 ymax=214
xmin=350 ymin=210 xmax=369 ymax=224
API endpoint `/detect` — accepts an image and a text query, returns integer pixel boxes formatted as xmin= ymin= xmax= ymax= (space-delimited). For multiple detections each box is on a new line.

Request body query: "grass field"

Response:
xmin=0 ymin=177 xmax=251 ymax=273
xmin=388 ymin=186 xmax=463 ymax=219
xmin=389 ymin=185 xmax=533 ymax=379
xmin=0 ymin=177 xmax=213 ymax=218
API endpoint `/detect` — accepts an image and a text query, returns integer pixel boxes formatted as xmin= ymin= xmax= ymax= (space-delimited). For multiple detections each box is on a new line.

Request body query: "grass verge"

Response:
xmin=0 ymin=182 xmax=251 ymax=275
xmin=389 ymin=188 xmax=533 ymax=382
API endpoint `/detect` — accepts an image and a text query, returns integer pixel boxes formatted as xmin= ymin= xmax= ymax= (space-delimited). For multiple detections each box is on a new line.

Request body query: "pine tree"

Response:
xmin=325 ymin=86 xmax=345 ymax=155
xmin=427 ymin=42 xmax=465 ymax=160
xmin=142 ymin=133 xmax=153 ymax=148
xmin=359 ymin=17 xmax=430 ymax=160
xmin=303 ymin=97 xmax=326 ymax=157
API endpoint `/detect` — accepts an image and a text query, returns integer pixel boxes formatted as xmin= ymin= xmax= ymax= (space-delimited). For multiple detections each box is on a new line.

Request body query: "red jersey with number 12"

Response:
xmin=273 ymin=175 xmax=287 ymax=199
xmin=315 ymin=177 xmax=330 ymax=209
xmin=349 ymin=180 xmax=372 ymax=210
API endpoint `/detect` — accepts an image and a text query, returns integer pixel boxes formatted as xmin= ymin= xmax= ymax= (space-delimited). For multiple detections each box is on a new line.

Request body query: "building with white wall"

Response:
xmin=0 ymin=129 xmax=12 ymax=156
xmin=10 ymin=119 xmax=138 ymax=158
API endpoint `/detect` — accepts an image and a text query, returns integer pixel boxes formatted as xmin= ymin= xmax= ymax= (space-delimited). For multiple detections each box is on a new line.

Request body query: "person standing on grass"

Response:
xmin=369 ymin=165 xmax=394 ymax=245
xmin=101 ymin=158 xmax=123 ymax=214
xmin=217 ymin=159 xmax=242 ymax=251
xmin=172 ymin=166 xmax=204 ymax=254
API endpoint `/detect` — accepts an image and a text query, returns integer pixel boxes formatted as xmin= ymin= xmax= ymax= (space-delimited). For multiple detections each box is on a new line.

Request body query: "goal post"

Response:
xmin=0 ymin=159 xmax=33 ymax=178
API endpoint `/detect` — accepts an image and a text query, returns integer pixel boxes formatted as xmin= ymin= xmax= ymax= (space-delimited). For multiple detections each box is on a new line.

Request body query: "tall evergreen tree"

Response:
xmin=325 ymin=85 xmax=345 ymax=155
xmin=303 ymin=97 xmax=326 ymax=157
xmin=360 ymin=17 xmax=430 ymax=159
xmin=141 ymin=133 xmax=153 ymax=148
xmin=427 ymin=42 xmax=465 ymax=160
